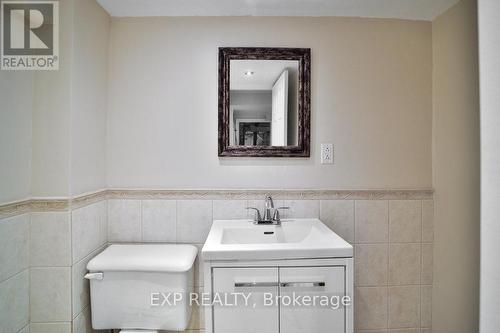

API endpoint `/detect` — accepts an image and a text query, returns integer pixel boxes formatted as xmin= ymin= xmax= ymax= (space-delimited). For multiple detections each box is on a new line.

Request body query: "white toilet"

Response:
xmin=85 ymin=244 xmax=198 ymax=332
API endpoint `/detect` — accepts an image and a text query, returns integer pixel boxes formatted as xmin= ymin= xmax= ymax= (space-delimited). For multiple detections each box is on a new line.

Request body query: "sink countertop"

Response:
xmin=202 ymin=218 xmax=353 ymax=261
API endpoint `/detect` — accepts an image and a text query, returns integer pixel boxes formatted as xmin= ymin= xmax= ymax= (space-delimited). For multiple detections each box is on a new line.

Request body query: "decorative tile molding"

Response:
xmin=70 ymin=190 xmax=108 ymax=210
xmin=0 ymin=188 xmax=433 ymax=218
xmin=30 ymin=199 xmax=70 ymax=213
xmin=0 ymin=199 xmax=31 ymax=219
xmin=107 ymin=188 xmax=434 ymax=200
xmin=0 ymin=190 xmax=107 ymax=219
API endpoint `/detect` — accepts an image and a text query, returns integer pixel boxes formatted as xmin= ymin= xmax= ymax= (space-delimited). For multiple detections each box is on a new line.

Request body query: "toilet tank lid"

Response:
xmin=87 ymin=244 xmax=198 ymax=272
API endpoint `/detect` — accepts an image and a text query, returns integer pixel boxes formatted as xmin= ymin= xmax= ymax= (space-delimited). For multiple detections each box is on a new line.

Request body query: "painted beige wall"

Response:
xmin=31 ymin=0 xmax=110 ymax=198
xmin=478 ymin=0 xmax=500 ymax=331
xmin=107 ymin=17 xmax=432 ymax=189
xmin=31 ymin=0 xmax=74 ymax=197
xmin=0 ymin=72 xmax=33 ymax=203
xmin=432 ymin=0 xmax=480 ymax=332
xmin=70 ymin=0 xmax=110 ymax=196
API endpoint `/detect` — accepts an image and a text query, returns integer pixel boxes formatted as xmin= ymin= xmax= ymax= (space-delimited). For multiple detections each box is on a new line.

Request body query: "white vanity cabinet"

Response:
xmin=202 ymin=219 xmax=354 ymax=333
xmin=204 ymin=258 xmax=353 ymax=333
xmin=280 ymin=266 xmax=345 ymax=333
xmin=212 ymin=267 xmax=279 ymax=333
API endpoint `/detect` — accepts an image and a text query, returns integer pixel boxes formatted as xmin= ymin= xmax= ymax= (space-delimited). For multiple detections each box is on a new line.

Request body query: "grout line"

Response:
xmin=354 ymin=241 xmax=427 ymax=246
xmin=69 ymin=207 xmax=74 ymax=321
xmin=27 ymin=213 xmax=31 ymax=326
xmin=357 ymin=282 xmax=427 ymax=287
xmin=420 ymin=201 xmax=425 ymax=329
xmin=421 ymin=199 xmax=424 ymax=244
xmin=353 ymin=200 xmax=356 ymax=244
xmin=29 ymin=320 xmax=72 ymax=324
xmin=0 ymin=267 xmax=29 ymax=286
xmin=15 ymin=323 xmax=29 ymax=333
xmin=386 ymin=199 xmax=390 ymax=329
xmin=139 ymin=200 xmax=143 ymax=242
xmin=175 ymin=200 xmax=178 ymax=244
xmin=139 ymin=200 xmax=144 ymax=242
xmin=0 ymin=258 xmax=31 ymax=284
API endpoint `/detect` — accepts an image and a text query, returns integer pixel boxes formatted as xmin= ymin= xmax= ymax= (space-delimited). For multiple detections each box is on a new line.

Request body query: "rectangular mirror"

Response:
xmin=218 ymin=48 xmax=311 ymax=157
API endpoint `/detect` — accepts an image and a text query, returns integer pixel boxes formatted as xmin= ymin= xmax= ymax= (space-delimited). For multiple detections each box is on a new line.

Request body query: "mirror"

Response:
xmin=229 ymin=60 xmax=299 ymax=147
xmin=218 ymin=48 xmax=311 ymax=157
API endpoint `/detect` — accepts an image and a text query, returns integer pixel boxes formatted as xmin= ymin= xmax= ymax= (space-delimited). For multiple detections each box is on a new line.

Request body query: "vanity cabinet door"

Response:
xmin=279 ymin=266 xmax=346 ymax=333
xmin=212 ymin=267 xmax=279 ymax=333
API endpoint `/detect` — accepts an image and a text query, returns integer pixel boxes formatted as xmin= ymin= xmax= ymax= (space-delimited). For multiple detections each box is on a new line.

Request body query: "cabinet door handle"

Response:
xmin=280 ymin=282 xmax=325 ymax=288
xmin=234 ymin=282 xmax=279 ymax=288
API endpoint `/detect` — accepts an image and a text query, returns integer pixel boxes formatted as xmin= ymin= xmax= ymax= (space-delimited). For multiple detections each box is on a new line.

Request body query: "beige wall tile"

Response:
xmin=421 ymin=285 xmax=432 ymax=328
xmin=107 ymin=199 xmax=141 ymax=242
xmin=388 ymin=286 xmax=420 ymax=329
xmin=72 ymin=203 xmax=101 ymax=264
xmin=192 ymin=244 xmax=204 ymax=287
xmin=72 ymin=246 xmax=106 ymax=319
xmin=29 ymin=323 xmax=71 ymax=333
xmin=177 ymin=200 xmax=213 ymax=243
xmin=0 ymin=214 xmax=29 ymax=282
xmin=17 ymin=324 xmax=29 ymax=333
xmin=98 ymin=200 xmax=108 ymax=246
xmin=30 ymin=267 xmax=72 ymax=322
xmin=355 ymin=200 xmax=389 ymax=243
xmin=142 ymin=200 xmax=176 ymax=242
xmin=187 ymin=301 xmax=205 ymax=330
xmin=320 ymin=200 xmax=355 ymax=243
xmin=422 ymin=200 xmax=434 ymax=242
xmin=355 ymin=287 xmax=388 ymax=330
xmin=31 ymin=212 xmax=71 ymax=266
xmin=0 ymin=270 xmax=29 ymax=333
xmin=389 ymin=244 xmax=421 ymax=285
xmin=72 ymin=306 xmax=92 ymax=333
xmin=355 ymin=244 xmax=388 ymax=286
xmin=421 ymin=243 xmax=433 ymax=285
xmin=284 ymin=200 xmax=320 ymax=218
xmin=213 ymin=200 xmax=248 ymax=220
xmin=389 ymin=201 xmax=422 ymax=242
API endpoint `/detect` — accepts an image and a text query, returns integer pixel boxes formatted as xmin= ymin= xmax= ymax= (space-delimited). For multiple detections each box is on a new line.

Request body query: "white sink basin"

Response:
xmin=202 ymin=218 xmax=353 ymax=261
xmin=221 ymin=224 xmax=313 ymax=244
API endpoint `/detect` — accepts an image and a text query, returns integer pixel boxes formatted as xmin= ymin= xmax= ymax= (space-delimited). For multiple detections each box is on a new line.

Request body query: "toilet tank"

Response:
xmin=86 ymin=244 xmax=197 ymax=331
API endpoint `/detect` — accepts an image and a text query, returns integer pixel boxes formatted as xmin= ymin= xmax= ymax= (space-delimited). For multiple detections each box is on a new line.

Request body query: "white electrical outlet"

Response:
xmin=321 ymin=143 xmax=333 ymax=164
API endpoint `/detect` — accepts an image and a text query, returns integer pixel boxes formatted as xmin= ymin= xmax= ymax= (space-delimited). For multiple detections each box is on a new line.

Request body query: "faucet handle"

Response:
xmin=246 ymin=207 xmax=262 ymax=222
xmin=272 ymin=207 xmax=290 ymax=222
xmin=265 ymin=195 xmax=274 ymax=208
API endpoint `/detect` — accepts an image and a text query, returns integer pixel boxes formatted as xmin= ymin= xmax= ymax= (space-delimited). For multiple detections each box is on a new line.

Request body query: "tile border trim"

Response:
xmin=0 ymin=190 xmax=107 ymax=219
xmin=0 ymin=188 xmax=433 ymax=218
xmin=107 ymin=188 xmax=434 ymax=200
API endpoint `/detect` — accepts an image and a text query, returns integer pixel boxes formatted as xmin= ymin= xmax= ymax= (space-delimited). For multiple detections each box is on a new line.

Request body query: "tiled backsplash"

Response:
xmin=108 ymin=196 xmax=433 ymax=333
xmin=0 ymin=190 xmax=433 ymax=333
xmin=0 ymin=200 xmax=108 ymax=333
xmin=0 ymin=214 xmax=29 ymax=333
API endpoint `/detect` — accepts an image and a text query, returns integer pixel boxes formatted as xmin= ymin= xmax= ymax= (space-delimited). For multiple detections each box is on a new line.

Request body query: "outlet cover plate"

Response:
xmin=321 ymin=143 xmax=333 ymax=164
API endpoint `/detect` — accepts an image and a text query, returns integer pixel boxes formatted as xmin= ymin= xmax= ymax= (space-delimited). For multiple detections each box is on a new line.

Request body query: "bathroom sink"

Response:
xmin=202 ymin=218 xmax=353 ymax=261
xmin=221 ymin=224 xmax=313 ymax=244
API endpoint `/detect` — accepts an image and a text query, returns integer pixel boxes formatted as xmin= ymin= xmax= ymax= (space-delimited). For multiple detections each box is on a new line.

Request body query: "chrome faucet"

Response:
xmin=263 ymin=195 xmax=274 ymax=222
xmin=246 ymin=195 xmax=289 ymax=225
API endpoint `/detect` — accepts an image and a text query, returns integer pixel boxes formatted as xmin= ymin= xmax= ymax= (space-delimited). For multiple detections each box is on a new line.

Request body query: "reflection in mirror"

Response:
xmin=229 ymin=60 xmax=299 ymax=147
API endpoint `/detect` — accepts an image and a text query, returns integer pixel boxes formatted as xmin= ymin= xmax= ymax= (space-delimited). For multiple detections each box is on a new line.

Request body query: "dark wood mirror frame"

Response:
xmin=218 ymin=47 xmax=311 ymax=157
